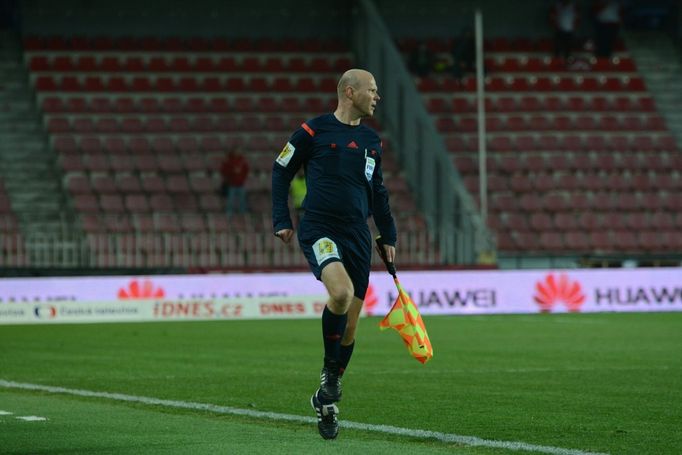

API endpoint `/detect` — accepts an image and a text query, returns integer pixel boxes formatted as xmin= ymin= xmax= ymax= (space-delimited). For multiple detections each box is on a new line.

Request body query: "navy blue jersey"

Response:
xmin=272 ymin=114 xmax=397 ymax=245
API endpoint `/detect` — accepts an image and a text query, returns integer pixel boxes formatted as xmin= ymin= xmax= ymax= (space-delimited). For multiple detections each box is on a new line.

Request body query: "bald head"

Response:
xmin=337 ymin=69 xmax=374 ymax=98
xmin=334 ymin=68 xmax=380 ymax=124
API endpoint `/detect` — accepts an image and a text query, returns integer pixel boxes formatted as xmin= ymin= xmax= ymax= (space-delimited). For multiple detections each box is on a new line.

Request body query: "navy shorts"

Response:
xmin=297 ymin=218 xmax=372 ymax=300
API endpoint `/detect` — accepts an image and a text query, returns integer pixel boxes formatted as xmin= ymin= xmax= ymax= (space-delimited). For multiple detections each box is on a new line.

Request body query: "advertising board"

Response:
xmin=1 ymin=268 xmax=680 ymax=324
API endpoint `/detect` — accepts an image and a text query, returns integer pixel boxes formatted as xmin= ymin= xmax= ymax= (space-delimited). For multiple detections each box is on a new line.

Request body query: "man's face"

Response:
xmin=351 ymin=76 xmax=380 ymax=118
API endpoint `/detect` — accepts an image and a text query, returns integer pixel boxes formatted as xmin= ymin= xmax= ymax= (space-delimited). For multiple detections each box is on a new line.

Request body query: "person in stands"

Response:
xmin=220 ymin=149 xmax=250 ymax=214
xmin=550 ymin=0 xmax=579 ymax=61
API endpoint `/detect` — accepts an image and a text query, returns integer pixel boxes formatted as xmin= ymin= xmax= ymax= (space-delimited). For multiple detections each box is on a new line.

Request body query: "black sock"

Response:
xmin=322 ymin=305 xmax=347 ymax=365
xmin=339 ymin=341 xmax=355 ymax=375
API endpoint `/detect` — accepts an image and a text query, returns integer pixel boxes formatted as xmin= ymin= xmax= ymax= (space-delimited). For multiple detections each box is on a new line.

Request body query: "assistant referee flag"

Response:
xmin=379 ymin=278 xmax=433 ymax=364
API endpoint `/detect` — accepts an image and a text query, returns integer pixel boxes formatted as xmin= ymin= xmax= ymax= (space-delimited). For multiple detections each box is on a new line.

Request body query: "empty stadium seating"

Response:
xmin=410 ymin=37 xmax=681 ymax=255
xmin=25 ymin=36 xmax=429 ymax=268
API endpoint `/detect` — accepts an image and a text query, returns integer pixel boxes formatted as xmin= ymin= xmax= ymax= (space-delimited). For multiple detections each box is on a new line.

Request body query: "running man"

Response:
xmin=272 ymin=68 xmax=397 ymax=439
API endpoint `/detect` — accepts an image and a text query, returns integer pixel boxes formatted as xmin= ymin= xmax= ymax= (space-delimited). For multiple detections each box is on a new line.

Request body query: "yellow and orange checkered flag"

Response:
xmin=379 ymin=278 xmax=433 ymax=364
xmin=374 ymin=236 xmax=433 ymax=364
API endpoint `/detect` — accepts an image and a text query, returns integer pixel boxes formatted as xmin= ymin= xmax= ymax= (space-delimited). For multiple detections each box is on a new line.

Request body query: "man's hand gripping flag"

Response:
xmin=375 ymin=236 xmax=433 ymax=364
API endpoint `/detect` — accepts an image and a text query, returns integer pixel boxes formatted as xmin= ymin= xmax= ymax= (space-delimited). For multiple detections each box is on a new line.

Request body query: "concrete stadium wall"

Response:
xmin=18 ymin=0 xmax=575 ymax=39
xmin=19 ymin=0 xmax=351 ymax=37
xmin=20 ymin=0 xmax=673 ymax=41
xmin=374 ymin=0 xmax=555 ymax=39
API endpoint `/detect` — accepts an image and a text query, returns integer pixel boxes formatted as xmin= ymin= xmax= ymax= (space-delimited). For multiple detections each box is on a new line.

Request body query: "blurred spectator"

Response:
xmin=290 ymin=169 xmax=307 ymax=223
xmin=550 ymin=0 xmax=579 ymax=60
xmin=220 ymin=150 xmax=249 ymax=214
xmin=593 ymin=0 xmax=623 ymax=58
xmin=451 ymin=28 xmax=476 ymax=80
xmin=408 ymin=41 xmax=435 ymax=78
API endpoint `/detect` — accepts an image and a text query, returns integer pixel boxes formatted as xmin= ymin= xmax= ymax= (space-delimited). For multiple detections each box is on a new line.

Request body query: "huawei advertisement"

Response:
xmin=1 ymin=268 xmax=680 ymax=324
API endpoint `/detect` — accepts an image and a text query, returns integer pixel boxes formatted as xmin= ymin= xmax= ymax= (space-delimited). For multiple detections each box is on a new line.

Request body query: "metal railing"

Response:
xmin=0 ymin=229 xmax=438 ymax=269
xmin=352 ymin=0 xmax=494 ymax=264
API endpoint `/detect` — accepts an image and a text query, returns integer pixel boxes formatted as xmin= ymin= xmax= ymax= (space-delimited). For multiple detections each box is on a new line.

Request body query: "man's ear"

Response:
xmin=345 ymin=85 xmax=354 ymax=100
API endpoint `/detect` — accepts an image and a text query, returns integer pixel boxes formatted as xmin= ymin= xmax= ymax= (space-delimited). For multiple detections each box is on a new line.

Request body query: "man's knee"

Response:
xmin=328 ymin=285 xmax=354 ymax=313
xmin=321 ymin=262 xmax=355 ymax=314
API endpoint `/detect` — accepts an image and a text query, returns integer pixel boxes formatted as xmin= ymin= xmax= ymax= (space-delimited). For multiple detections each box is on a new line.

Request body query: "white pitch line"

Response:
xmin=0 ymin=379 xmax=607 ymax=455
xmin=0 ymin=410 xmax=14 ymax=415
xmin=16 ymin=416 xmax=47 ymax=421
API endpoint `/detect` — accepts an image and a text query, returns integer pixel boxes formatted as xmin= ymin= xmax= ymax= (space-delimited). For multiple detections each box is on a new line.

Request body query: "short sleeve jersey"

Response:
xmin=272 ymin=113 xmax=396 ymax=244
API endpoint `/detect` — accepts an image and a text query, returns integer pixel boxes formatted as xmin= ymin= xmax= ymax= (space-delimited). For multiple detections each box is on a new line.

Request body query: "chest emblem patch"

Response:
xmin=364 ymin=156 xmax=376 ymax=182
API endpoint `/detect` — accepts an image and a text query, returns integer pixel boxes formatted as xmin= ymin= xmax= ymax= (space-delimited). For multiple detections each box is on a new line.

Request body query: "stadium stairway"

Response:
xmin=625 ymin=31 xmax=682 ymax=147
xmin=0 ymin=31 xmax=81 ymax=262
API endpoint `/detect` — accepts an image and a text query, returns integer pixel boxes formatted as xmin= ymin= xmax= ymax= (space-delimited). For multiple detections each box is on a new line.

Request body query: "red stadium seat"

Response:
xmin=151 ymin=137 xmax=174 ymax=156
xmin=149 ymin=194 xmax=174 ymax=211
xmin=117 ymin=175 xmax=142 ymax=193
xmin=489 ymin=135 xmax=513 ymax=152
xmin=635 ymin=97 xmax=656 ymax=112
xmin=91 ymin=175 xmax=117 ymax=194
xmin=516 ymin=135 xmax=537 ymax=152
xmin=112 ymin=97 xmax=134 ymax=113
xmin=154 ymin=213 xmax=181 ymax=232
xmin=66 ymin=97 xmax=88 ymax=112
xmin=42 ymin=97 xmax=64 ymax=112
xmin=199 ymin=194 xmax=223 ymax=212
xmin=560 ymin=135 xmax=582 ymax=152
xmin=530 ymin=212 xmax=553 ymax=231
xmin=99 ymin=194 xmax=125 ymax=213
xmin=657 ymin=135 xmax=678 ymax=152
xmin=566 ymin=97 xmax=585 ymax=111
xmin=564 ymin=231 xmax=589 ymax=250
xmin=613 ymin=230 xmax=638 ymax=251
xmin=537 ymin=135 xmax=560 ymax=151
xmin=295 ymin=77 xmax=317 ymax=92
xmin=584 ymin=135 xmax=606 ymax=151
xmin=612 ymin=97 xmax=633 ymax=112
xmin=540 ymin=232 xmax=564 ymax=250
xmin=83 ymin=76 xmax=104 ymax=91
xmin=73 ymin=194 xmax=99 ymax=213
xmin=506 ymin=116 xmax=526 ymax=131
xmin=180 ymin=214 xmax=206 ymax=232
xmin=169 ymin=117 xmax=190 ymax=133
xmin=623 ymin=77 xmax=645 ymax=91
xmin=632 ymin=136 xmax=655 ymax=152
xmin=54 ymin=136 xmax=78 ymax=154
xmin=159 ymin=155 xmax=185 ymax=173
xmin=575 ymin=115 xmax=598 ymax=130
xmin=95 ymin=117 xmax=118 ymax=133
xmin=101 ymin=56 xmax=121 ymax=71
xmin=35 ymin=76 xmax=57 ymax=91
xmin=79 ymin=136 xmax=102 ymax=153
xmin=124 ymin=194 xmax=150 ymax=213
xmin=174 ymin=193 xmax=199 ymax=211
xmin=65 ymin=174 xmax=91 ymax=195
xmin=107 ymin=77 xmax=127 ymax=91
xmin=47 ymin=118 xmax=70 ymax=133
xmin=134 ymin=154 xmax=159 ymax=173
xmin=123 ymin=56 xmax=144 ymax=71
xmin=643 ymin=115 xmax=666 ymax=131
xmin=309 ymin=57 xmax=332 ymax=72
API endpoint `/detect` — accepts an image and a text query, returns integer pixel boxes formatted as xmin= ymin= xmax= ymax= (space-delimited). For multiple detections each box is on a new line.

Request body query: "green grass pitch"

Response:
xmin=1 ymin=312 xmax=681 ymax=454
